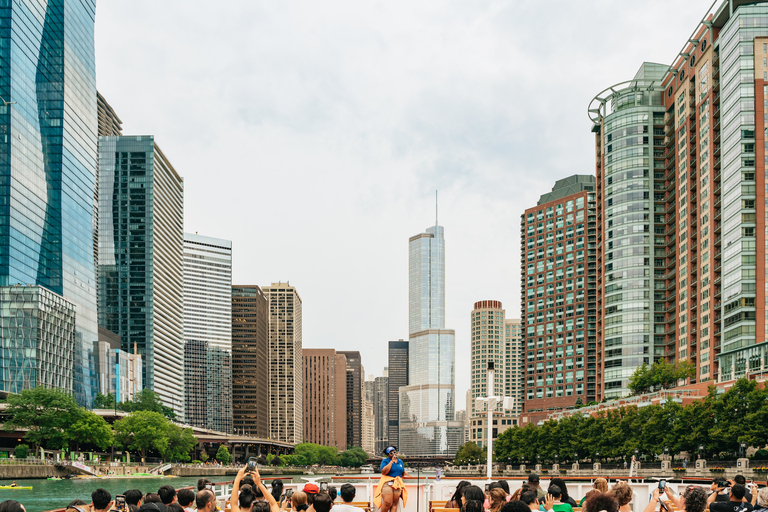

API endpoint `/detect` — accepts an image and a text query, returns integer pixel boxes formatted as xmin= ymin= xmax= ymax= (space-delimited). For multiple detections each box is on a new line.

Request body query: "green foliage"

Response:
xmin=293 ymin=443 xmax=339 ymax=466
xmin=3 ymin=388 xmax=82 ymax=449
xmin=454 ymin=442 xmax=486 ymax=465
xmin=494 ymin=378 xmax=768 ymax=463
xmin=272 ymin=455 xmax=282 ymax=466
xmin=162 ymin=423 xmax=196 ymax=462
xmin=629 ymin=359 xmax=696 ymax=394
xmin=117 ymin=389 xmax=176 ymax=421
xmin=257 ymin=454 xmax=268 ymax=465
xmin=337 ymin=447 xmax=368 ymax=467
xmin=68 ymin=410 xmax=114 ymax=451
xmin=94 ymin=393 xmax=117 ymax=409
xmin=200 ymin=451 xmax=209 ymax=463
xmin=215 ymin=445 xmax=232 ymax=465
xmin=113 ymin=410 xmax=195 ymax=461
xmin=13 ymin=444 xmax=29 ymax=459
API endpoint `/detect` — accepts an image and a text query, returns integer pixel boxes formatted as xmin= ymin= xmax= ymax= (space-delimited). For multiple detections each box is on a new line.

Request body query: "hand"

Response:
xmin=652 ymin=489 xmax=660 ymax=501
xmin=545 ymin=494 xmax=555 ymax=511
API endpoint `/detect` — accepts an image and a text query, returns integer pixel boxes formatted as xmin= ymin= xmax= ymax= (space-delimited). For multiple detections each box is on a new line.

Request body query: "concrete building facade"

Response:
xmin=339 ymin=351 xmax=363 ymax=449
xmin=302 ymin=349 xmax=347 ymax=450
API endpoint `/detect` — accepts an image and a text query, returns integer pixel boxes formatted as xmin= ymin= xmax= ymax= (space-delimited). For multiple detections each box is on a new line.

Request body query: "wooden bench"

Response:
xmin=429 ymin=501 xmax=449 ymax=512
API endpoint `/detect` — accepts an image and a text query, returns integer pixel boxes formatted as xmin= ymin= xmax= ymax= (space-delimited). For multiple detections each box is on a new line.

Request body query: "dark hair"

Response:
xmin=243 ymin=475 xmax=256 ymax=489
xmin=731 ymin=484 xmax=746 ymax=501
xmin=584 ymin=492 xmax=619 ymax=512
xmin=198 ymin=478 xmax=213 ymax=491
xmin=239 ymin=486 xmax=256 ymax=509
xmin=550 ymin=479 xmax=570 ymax=501
xmin=272 ymin=479 xmax=284 ymax=502
xmin=167 ymin=504 xmax=184 ymax=512
xmin=177 ymin=489 xmax=195 ymax=508
xmin=68 ymin=500 xmax=88 ymax=508
xmin=520 ymin=490 xmax=538 ymax=506
xmin=548 ymin=485 xmax=562 ymax=500
xmin=500 ymin=501 xmax=531 ymax=512
xmin=196 ymin=490 xmax=215 ymax=510
xmin=329 ymin=487 xmax=337 ymax=502
xmin=528 ymin=473 xmax=540 ymax=484
xmin=682 ymin=487 xmax=708 ymax=512
xmin=462 ymin=485 xmax=485 ymax=503
xmin=497 ymin=481 xmax=510 ymax=494
xmin=253 ymin=502 xmax=271 ymax=512
xmin=463 ymin=500 xmax=484 ymax=512
xmin=734 ymin=475 xmax=747 ymax=486
xmin=144 ymin=494 xmax=162 ymax=504
xmin=489 ymin=482 xmax=503 ymax=492
xmin=92 ymin=488 xmax=112 ymax=510
xmin=341 ymin=483 xmax=356 ymax=503
xmin=125 ymin=490 xmax=143 ymax=507
xmin=0 ymin=501 xmax=24 ymax=512
xmin=314 ymin=493 xmax=333 ymax=512
xmin=450 ymin=481 xmax=471 ymax=504
xmin=158 ymin=485 xmax=177 ymax=505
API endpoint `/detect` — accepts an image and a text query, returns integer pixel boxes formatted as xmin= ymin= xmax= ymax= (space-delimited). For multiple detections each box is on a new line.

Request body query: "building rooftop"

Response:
xmin=537 ymin=174 xmax=596 ymax=205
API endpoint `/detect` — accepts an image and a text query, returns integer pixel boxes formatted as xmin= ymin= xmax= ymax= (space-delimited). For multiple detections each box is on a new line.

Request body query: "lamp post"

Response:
xmin=740 ymin=443 xmax=746 ymax=458
xmin=574 ymin=452 xmax=578 ymax=463
xmin=699 ymin=445 xmax=704 ymax=459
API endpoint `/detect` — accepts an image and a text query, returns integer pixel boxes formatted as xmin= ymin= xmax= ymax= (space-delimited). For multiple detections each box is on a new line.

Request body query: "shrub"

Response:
xmin=14 ymin=444 xmax=29 ymax=459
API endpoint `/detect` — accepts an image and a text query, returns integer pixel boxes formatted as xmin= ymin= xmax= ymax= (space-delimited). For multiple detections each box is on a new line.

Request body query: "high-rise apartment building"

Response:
xmin=0 ymin=0 xmax=99 ymax=407
xmin=387 ymin=340 xmax=408 ymax=447
xmin=96 ymin=327 xmax=142 ymax=404
xmin=263 ymin=283 xmax=303 ymax=444
xmin=338 ymin=351 xmax=363 ymax=449
xmin=373 ymin=370 xmax=389 ymax=454
xmin=183 ymin=233 xmax=233 ymax=432
xmin=520 ymin=175 xmax=597 ymax=420
xmin=469 ymin=301 xmax=519 ymax=447
xmin=302 ymin=349 xmax=347 ymax=450
xmin=232 ymin=285 xmax=270 ymax=438
xmin=362 ymin=380 xmax=375 ymax=454
xmin=400 ymin=225 xmax=462 ymax=456
xmin=98 ymin=136 xmax=185 ymax=417
xmin=504 ymin=319 xmax=524 ymax=417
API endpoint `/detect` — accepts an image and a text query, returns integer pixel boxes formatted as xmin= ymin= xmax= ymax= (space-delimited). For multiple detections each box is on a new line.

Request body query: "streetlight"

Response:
xmin=699 ymin=445 xmax=704 ymax=459
xmin=574 ymin=452 xmax=578 ymax=462
xmin=740 ymin=443 xmax=746 ymax=458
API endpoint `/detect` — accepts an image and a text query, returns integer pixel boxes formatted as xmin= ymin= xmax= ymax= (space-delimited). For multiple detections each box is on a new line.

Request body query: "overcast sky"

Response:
xmin=95 ymin=0 xmax=716 ymax=410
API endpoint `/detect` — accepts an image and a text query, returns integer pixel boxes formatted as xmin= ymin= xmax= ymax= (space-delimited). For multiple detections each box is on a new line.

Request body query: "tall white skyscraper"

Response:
xmin=183 ymin=233 xmax=233 ymax=432
xmin=399 ymin=224 xmax=462 ymax=456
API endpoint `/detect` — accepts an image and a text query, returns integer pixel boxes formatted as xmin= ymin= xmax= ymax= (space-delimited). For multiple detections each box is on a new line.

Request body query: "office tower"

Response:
xmin=183 ymin=233 xmax=233 ymax=432
xmin=387 ymin=340 xmax=408 ymax=448
xmin=98 ymin=136 xmax=184 ymax=417
xmin=263 ymin=283 xmax=303 ymax=444
xmin=0 ymin=286 xmax=76 ymax=393
xmin=97 ymin=93 xmax=123 ymax=137
xmin=338 ymin=351 xmax=363 ymax=448
xmin=0 ymin=0 xmax=99 ymax=407
xmin=455 ymin=409 xmax=469 ymax=444
xmin=302 ymin=349 xmax=347 ymax=450
xmin=373 ymin=370 xmax=389 ymax=454
xmin=400 ymin=224 xmax=462 ymax=456
xmin=232 ymin=285 xmax=270 ymax=438
xmin=504 ymin=319 xmax=524 ymax=417
xmin=520 ymin=175 xmax=597 ymax=420
xmin=96 ymin=327 xmax=142 ymax=404
xmin=469 ymin=301 xmax=519 ymax=448
xmin=362 ymin=377 xmax=375 ymax=454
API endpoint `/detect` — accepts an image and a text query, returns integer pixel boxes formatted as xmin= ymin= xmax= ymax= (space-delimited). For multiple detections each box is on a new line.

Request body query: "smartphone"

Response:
xmin=286 ymin=489 xmax=294 ymax=508
xmin=485 ymin=484 xmax=490 ymax=492
xmin=320 ymin=482 xmax=329 ymax=492
xmin=115 ymin=495 xmax=126 ymax=512
xmin=248 ymin=457 xmax=258 ymax=470
xmin=659 ymin=500 xmax=669 ymax=512
xmin=659 ymin=481 xmax=666 ymax=490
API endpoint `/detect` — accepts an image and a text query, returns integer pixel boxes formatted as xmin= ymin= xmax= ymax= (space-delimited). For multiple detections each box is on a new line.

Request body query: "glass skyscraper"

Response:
xmin=0 ymin=0 xmax=99 ymax=406
xmin=399 ymin=225 xmax=462 ymax=456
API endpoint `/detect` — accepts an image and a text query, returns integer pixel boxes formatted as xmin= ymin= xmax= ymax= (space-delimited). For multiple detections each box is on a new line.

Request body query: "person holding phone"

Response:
xmin=644 ymin=485 xmax=708 ymax=512
xmin=375 ymin=446 xmax=409 ymax=512
xmin=232 ymin=464 xmax=280 ymax=512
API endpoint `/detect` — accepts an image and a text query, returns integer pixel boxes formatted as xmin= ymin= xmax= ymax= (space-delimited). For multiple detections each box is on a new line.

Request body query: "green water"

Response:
xmin=0 ymin=475 xmax=308 ymax=512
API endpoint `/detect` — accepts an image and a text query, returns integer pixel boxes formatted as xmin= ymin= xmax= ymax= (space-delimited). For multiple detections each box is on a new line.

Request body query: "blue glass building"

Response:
xmin=0 ymin=0 xmax=99 ymax=406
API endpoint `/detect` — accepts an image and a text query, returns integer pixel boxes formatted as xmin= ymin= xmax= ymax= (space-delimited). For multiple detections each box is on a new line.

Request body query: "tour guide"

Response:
xmin=374 ymin=446 xmax=410 ymax=512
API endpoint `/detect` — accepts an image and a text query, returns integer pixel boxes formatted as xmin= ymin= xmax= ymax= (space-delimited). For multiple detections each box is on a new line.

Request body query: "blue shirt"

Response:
xmin=380 ymin=457 xmax=405 ymax=477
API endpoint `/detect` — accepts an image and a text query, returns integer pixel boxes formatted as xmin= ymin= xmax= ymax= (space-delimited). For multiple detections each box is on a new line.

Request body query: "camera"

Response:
xmin=485 ymin=484 xmax=490 ymax=492
xmin=320 ymin=482 xmax=329 ymax=492
xmin=115 ymin=495 xmax=126 ymax=512
xmin=658 ymin=480 xmax=666 ymax=491
xmin=247 ymin=457 xmax=258 ymax=470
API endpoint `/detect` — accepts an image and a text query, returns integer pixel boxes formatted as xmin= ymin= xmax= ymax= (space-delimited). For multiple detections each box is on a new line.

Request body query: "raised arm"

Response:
xmin=643 ymin=488 xmax=661 ymax=512
xmin=231 ymin=465 xmax=248 ymax=512
xmin=253 ymin=468 xmax=280 ymax=512
xmin=665 ymin=488 xmax=682 ymax=510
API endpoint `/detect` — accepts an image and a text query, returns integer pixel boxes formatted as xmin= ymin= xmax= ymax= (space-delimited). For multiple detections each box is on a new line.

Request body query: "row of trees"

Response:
xmin=493 ymin=378 xmax=768 ymax=463
xmin=279 ymin=443 xmax=369 ymax=467
xmin=628 ymin=359 xmax=696 ymax=395
xmin=3 ymin=388 xmax=197 ymax=462
xmin=95 ymin=389 xmax=177 ymax=420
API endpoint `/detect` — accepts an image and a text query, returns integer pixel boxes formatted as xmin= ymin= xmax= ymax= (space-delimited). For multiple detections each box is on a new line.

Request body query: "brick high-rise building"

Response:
xmin=302 ymin=349 xmax=347 ymax=450
xmin=520 ymin=175 xmax=597 ymax=422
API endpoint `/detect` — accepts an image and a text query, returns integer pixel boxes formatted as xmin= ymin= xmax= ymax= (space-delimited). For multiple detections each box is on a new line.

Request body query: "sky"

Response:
xmin=95 ymin=0 xmax=718 ymax=410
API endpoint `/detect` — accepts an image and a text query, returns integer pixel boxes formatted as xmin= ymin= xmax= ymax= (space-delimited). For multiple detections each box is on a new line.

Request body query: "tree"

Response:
xmin=337 ymin=447 xmax=367 ymax=467
xmin=454 ymin=442 xmax=485 ymax=465
xmin=200 ymin=451 xmax=209 ymax=463
xmin=119 ymin=389 xmax=176 ymax=421
xmin=113 ymin=410 xmax=170 ymax=461
xmin=272 ymin=455 xmax=282 ymax=466
xmin=94 ymin=392 xmax=117 ymax=410
xmin=3 ymin=388 xmax=82 ymax=450
xmin=216 ymin=445 xmax=232 ymax=465
xmin=257 ymin=454 xmax=268 ymax=465
xmin=14 ymin=444 xmax=29 ymax=459
xmin=162 ymin=423 xmax=197 ymax=462
xmin=68 ymin=410 xmax=114 ymax=451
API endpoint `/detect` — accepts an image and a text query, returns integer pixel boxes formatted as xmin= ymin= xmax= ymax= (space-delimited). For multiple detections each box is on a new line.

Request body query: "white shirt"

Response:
xmin=333 ymin=504 xmax=365 ymax=512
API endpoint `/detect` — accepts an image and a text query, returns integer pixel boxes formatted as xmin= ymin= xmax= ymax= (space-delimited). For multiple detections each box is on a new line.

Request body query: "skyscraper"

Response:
xmin=520 ymin=176 xmax=597 ymax=420
xmin=387 ymin=340 xmax=408 ymax=447
xmin=399 ymin=225 xmax=462 ymax=456
xmin=263 ymin=283 xmax=303 ymax=444
xmin=504 ymin=319 xmax=524 ymax=417
xmin=338 ymin=351 xmax=363 ymax=449
xmin=98 ymin=136 xmax=184 ymax=417
xmin=183 ymin=233 xmax=233 ymax=432
xmin=0 ymin=0 xmax=99 ymax=407
xmin=232 ymin=285 xmax=270 ymax=438
xmin=373 ymin=369 xmax=389 ymax=454
xmin=302 ymin=349 xmax=347 ymax=450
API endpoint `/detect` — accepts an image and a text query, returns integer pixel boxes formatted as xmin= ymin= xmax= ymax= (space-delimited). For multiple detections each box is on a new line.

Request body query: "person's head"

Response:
xmin=584 ymin=492 xmax=619 ymax=512
xmin=730 ymin=484 xmax=746 ymax=502
xmin=463 ymin=500 xmax=484 ymax=512
xmin=734 ymin=475 xmax=747 ymax=486
xmin=253 ymin=502 xmax=271 ymax=512
xmin=67 ymin=500 xmax=87 ymax=509
xmin=195 ymin=490 xmax=216 ymax=512
xmin=548 ymin=485 xmax=562 ymax=501
xmin=609 ymin=482 xmax=632 ymax=507
xmin=340 ymin=484 xmax=356 ymax=503
xmin=461 ymin=485 xmax=485 ymax=506
xmin=243 ymin=474 xmax=256 ymax=487
xmin=198 ymin=478 xmax=213 ymax=491
xmin=527 ymin=474 xmax=540 ymax=488
xmin=177 ymin=489 xmax=194 ymax=508
xmin=0 ymin=501 xmax=25 ymax=512
xmin=682 ymin=487 xmax=708 ymax=512
xmin=314 ymin=493 xmax=333 ymax=512
xmin=550 ymin=479 xmax=570 ymax=500
xmin=144 ymin=494 xmax=162 ymax=504
xmin=125 ymin=490 xmax=144 ymax=507
xmin=384 ymin=446 xmax=398 ymax=459
xmin=272 ymin=479 xmax=284 ymax=502
xmin=167 ymin=504 xmax=184 ymax=512
xmin=711 ymin=479 xmax=726 ymax=492
xmin=451 ymin=481 xmax=471 ymax=504
xmin=303 ymin=484 xmax=319 ymax=505
xmin=239 ymin=486 xmax=256 ymax=509
xmin=497 ymin=481 xmax=510 ymax=494
xmin=489 ymin=488 xmax=508 ymax=511
xmin=500 ymin=501 xmax=531 ymax=512
xmin=92 ymin=489 xmax=112 ymax=511
xmin=158 ymin=486 xmax=177 ymax=505
xmin=291 ymin=491 xmax=309 ymax=512
xmin=520 ymin=490 xmax=538 ymax=510
xmin=593 ymin=478 xmax=609 ymax=493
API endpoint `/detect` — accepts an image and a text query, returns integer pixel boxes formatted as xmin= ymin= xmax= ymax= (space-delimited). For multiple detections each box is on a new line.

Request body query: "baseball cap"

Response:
xmin=303 ymin=484 xmax=320 ymax=494
xmin=528 ymin=474 xmax=540 ymax=483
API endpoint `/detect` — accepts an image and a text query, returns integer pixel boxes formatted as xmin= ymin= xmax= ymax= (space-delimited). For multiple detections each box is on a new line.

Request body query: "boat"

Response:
xmin=359 ymin=464 xmax=374 ymax=474
xmin=47 ymin=477 xmax=62 ymax=481
xmin=0 ymin=486 xmax=32 ymax=490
